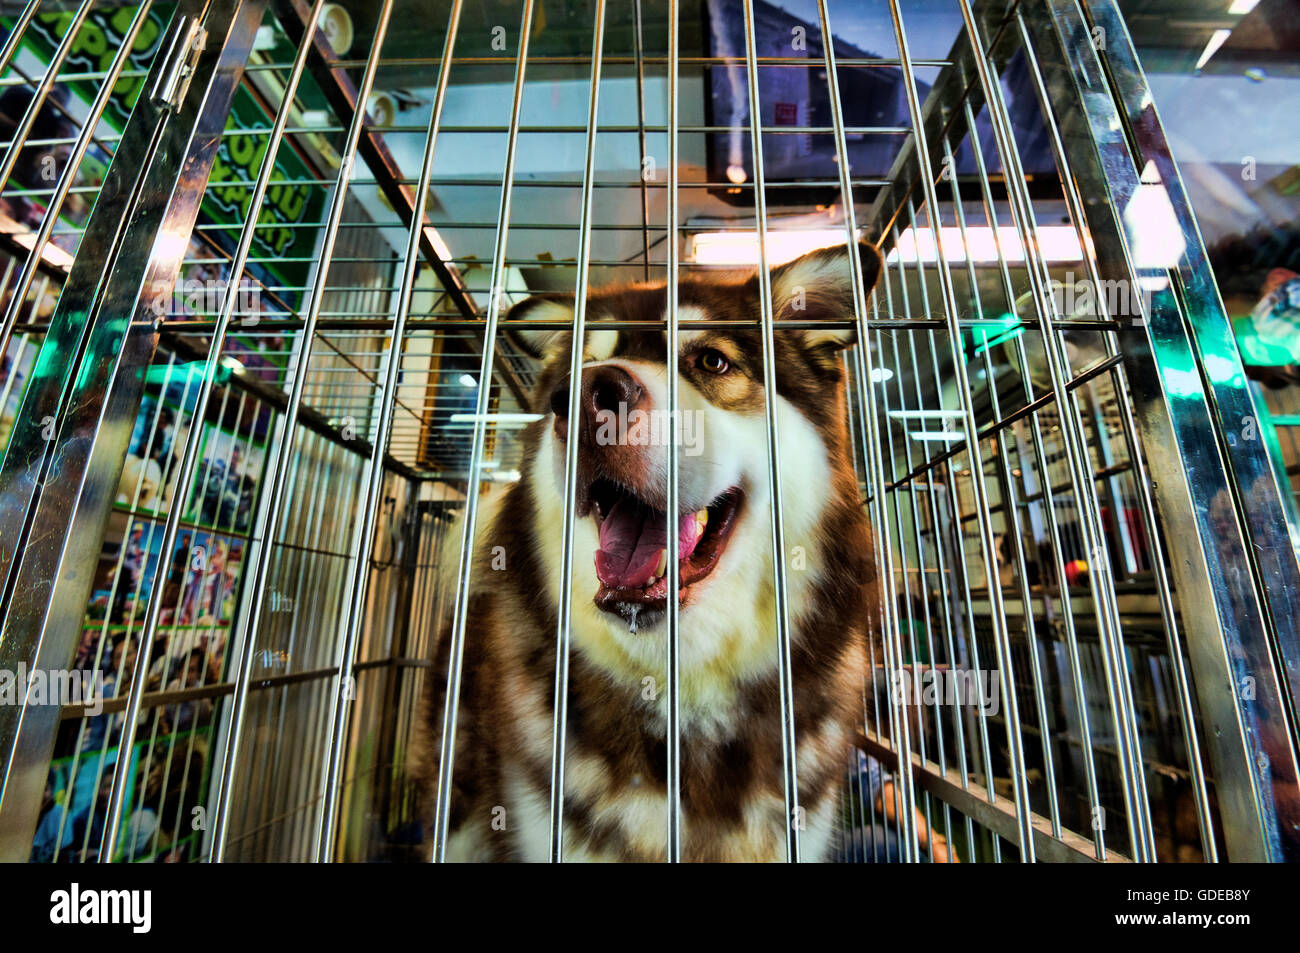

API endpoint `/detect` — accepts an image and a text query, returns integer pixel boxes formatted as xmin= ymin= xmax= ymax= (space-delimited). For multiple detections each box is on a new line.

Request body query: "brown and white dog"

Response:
xmin=422 ymin=242 xmax=883 ymax=862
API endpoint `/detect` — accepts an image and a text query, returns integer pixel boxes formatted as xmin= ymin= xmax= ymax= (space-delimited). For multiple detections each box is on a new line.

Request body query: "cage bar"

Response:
xmin=0 ymin=0 xmax=1295 ymax=865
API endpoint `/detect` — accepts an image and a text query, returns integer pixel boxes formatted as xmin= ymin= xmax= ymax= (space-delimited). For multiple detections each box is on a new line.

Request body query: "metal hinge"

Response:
xmin=151 ymin=14 xmax=208 ymax=112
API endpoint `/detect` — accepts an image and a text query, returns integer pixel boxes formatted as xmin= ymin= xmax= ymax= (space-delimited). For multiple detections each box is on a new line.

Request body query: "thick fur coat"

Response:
xmin=421 ymin=243 xmax=883 ymax=862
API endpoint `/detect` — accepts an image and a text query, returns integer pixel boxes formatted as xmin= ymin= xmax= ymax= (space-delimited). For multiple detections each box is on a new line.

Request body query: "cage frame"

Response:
xmin=0 ymin=0 xmax=1295 ymax=863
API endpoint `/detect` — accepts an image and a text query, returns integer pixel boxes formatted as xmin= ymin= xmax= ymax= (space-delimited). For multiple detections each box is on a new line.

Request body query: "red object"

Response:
xmin=1064 ymin=559 xmax=1088 ymax=586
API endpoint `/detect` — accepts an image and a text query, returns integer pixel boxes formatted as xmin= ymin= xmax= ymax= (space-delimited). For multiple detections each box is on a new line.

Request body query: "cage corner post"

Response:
xmin=0 ymin=0 xmax=268 ymax=862
xmin=1018 ymin=0 xmax=1300 ymax=861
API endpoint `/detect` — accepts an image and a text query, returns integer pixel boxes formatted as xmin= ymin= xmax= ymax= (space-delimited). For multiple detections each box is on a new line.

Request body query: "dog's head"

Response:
xmin=507 ymin=242 xmax=882 ymax=660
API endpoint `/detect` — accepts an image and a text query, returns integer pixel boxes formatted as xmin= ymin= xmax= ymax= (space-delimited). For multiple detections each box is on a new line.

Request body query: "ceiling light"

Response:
xmin=689 ymin=229 xmax=859 ymax=266
xmin=889 ymin=409 xmax=963 ymax=421
xmin=447 ymin=413 xmax=543 ymax=428
xmin=887 ymin=225 xmax=1083 ymax=264
xmin=1195 ymin=29 xmax=1232 ymax=70
xmin=458 ymin=373 xmax=477 ymax=388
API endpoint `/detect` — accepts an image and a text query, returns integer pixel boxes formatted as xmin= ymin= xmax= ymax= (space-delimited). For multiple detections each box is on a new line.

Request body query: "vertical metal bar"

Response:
xmin=896 ymin=247 xmax=961 ymax=861
xmin=631 ymin=0 xmax=651 ymax=282
xmin=874 ymin=325 xmax=919 ymax=862
xmin=0 ymin=1 xmax=42 ymax=82
xmin=1 ymin=0 xmax=261 ymax=862
xmin=866 ymin=744 xmax=880 ymax=862
xmin=0 ymin=0 xmax=154 ymax=366
xmin=281 ymin=433 xmax=329 ymax=858
xmin=373 ymin=489 xmax=420 ymax=835
xmin=946 ymin=148 xmax=1066 ymax=832
xmin=939 ymin=135 xmax=1063 ymax=838
xmin=315 ymin=0 xmax=462 ymax=862
xmin=0 ymin=0 xmax=94 ymax=194
xmin=1084 ymin=383 xmax=1139 ymax=577
xmin=128 ymin=359 xmax=204 ymax=862
xmin=422 ymin=499 xmax=447 ymax=660
xmin=871 ymin=262 xmax=920 ymax=860
xmin=110 ymin=0 xmax=327 ymax=859
xmin=0 ymin=261 xmax=16 ymax=337
xmin=0 ymin=259 xmax=16 ymax=314
xmin=840 ymin=352 xmax=871 ymax=863
xmin=208 ymin=0 xmax=394 ymax=862
xmin=959 ymin=96 xmax=1107 ymax=857
xmin=1082 ymin=0 xmax=1300 ymax=731
xmin=896 ymin=340 xmax=960 ymax=853
xmin=664 ymin=0 xmax=682 ymax=863
xmin=887 ymin=0 xmax=1035 ymax=860
xmin=431 ymin=0 xmax=535 ymax=863
xmin=957 ymin=0 xmax=1154 ymax=860
xmin=740 ymin=0 xmax=799 ymax=862
xmin=548 ymin=0 xmax=606 ymax=864
xmin=1010 ymin=8 xmax=1216 ymax=859
xmin=56 ymin=349 xmax=177 ymax=860
xmin=309 ymin=447 xmax=356 ymax=852
xmin=899 ymin=201 xmax=954 ymax=809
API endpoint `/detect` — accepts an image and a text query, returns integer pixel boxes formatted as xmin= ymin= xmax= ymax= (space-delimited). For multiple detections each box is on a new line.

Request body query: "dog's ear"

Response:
xmin=768 ymin=240 xmax=883 ymax=352
xmin=504 ymin=293 xmax=575 ymax=361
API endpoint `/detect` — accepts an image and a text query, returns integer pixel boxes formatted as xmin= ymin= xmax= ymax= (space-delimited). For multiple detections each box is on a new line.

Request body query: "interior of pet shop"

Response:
xmin=0 ymin=0 xmax=1298 ymax=863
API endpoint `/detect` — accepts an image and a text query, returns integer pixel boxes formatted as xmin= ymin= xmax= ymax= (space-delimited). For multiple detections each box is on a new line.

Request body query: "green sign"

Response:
xmin=204 ymin=90 xmax=317 ymax=266
xmin=7 ymin=3 xmax=323 ymax=296
xmin=24 ymin=4 xmax=166 ymax=127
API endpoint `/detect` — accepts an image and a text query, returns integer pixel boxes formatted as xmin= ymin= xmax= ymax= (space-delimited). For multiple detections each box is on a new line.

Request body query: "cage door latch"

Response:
xmin=151 ymin=15 xmax=208 ymax=113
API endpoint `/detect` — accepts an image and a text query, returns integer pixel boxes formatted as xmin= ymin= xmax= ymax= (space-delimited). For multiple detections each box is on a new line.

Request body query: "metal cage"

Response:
xmin=0 ymin=0 xmax=1297 ymax=863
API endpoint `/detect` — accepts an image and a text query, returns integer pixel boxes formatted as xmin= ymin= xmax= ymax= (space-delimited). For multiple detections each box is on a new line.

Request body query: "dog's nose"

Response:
xmin=549 ymin=365 xmax=645 ymax=441
xmin=585 ymin=365 xmax=643 ymax=419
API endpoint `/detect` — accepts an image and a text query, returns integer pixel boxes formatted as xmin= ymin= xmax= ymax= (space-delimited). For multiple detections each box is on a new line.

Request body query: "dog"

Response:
xmin=421 ymin=241 xmax=884 ymax=861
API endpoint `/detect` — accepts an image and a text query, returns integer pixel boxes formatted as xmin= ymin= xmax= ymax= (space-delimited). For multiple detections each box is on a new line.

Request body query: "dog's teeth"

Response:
xmin=654 ymin=548 xmax=667 ymax=579
xmin=695 ymin=509 xmax=708 ymax=533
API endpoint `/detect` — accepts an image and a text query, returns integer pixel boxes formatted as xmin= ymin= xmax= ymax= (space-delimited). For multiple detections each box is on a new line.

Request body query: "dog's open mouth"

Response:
xmin=586 ymin=477 xmax=743 ymax=627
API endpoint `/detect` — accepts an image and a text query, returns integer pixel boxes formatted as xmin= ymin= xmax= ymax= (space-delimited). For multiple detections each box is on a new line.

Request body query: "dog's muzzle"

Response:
xmin=549 ymin=364 xmax=744 ymax=628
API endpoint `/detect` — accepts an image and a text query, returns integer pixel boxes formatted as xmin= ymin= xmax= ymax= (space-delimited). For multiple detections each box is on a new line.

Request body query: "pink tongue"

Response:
xmin=595 ymin=501 xmax=704 ymax=589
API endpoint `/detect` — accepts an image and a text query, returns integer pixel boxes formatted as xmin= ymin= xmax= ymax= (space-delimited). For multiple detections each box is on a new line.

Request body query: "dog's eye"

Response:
xmin=698 ymin=349 xmax=730 ymax=374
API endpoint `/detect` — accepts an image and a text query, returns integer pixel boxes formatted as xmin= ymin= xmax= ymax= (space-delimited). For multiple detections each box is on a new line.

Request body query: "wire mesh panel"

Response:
xmin=1 ymin=0 xmax=1297 ymax=863
xmin=0 ymin=0 xmax=157 ymax=431
xmin=0 ymin=0 xmax=172 ymax=478
xmin=0 ymin=0 xmax=279 ymax=860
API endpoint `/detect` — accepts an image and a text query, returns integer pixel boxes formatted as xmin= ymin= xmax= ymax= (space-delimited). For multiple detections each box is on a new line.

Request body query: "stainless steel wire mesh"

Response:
xmin=0 ymin=0 xmax=1296 ymax=863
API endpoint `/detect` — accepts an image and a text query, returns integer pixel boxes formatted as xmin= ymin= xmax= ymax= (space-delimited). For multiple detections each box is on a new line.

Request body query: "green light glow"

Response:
xmin=971 ymin=312 xmax=1024 ymax=358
